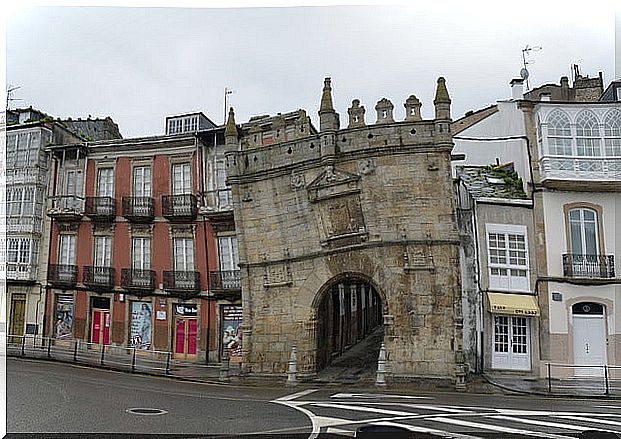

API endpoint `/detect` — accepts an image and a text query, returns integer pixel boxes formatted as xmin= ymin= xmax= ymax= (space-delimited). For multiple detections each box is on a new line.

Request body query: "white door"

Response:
xmin=573 ymin=315 xmax=607 ymax=377
xmin=492 ymin=316 xmax=531 ymax=371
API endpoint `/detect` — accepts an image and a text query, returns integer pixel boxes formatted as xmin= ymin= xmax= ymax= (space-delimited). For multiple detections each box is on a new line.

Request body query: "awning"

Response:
xmin=487 ymin=292 xmax=540 ymax=316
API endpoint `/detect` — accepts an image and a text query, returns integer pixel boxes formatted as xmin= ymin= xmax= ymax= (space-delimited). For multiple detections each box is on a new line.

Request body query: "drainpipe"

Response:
xmin=197 ymin=132 xmax=212 ymax=365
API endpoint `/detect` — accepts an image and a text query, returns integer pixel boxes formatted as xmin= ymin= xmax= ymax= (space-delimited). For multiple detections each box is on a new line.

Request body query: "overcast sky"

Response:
xmin=6 ymin=2 xmax=619 ymax=138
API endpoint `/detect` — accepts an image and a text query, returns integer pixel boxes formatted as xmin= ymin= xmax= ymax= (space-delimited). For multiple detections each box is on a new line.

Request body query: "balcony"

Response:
xmin=563 ymin=254 xmax=616 ymax=279
xmin=200 ymin=189 xmax=234 ymax=229
xmin=209 ymin=270 xmax=241 ymax=299
xmin=121 ymin=268 xmax=156 ymax=294
xmin=83 ymin=266 xmax=116 ymax=290
xmin=540 ymin=157 xmax=621 ymax=184
xmin=48 ymin=264 xmax=78 ymax=288
xmin=162 ymin=194 xmax=198 ymax=221
xmin=163 ymin=270 xmax=201 ymax=298
xmin=85 ymin=197 xmax=116 ymax=221
xmin=47 ymin=195 xmax=84 ymax=222
xmin=122 ymin=197 xmax=155 ymax=222
xmin=6 ymin=264 xmax=38 ymax=283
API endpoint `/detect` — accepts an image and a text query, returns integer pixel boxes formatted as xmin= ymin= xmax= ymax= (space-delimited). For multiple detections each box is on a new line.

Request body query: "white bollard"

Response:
xmin=286 ymin=345 xmax=298 ymax=386
xmin=376 ymin=342 xmax=387 ymax=387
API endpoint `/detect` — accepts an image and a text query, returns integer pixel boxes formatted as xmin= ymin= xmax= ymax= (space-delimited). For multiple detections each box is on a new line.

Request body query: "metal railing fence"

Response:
xmin=545 ymin=362 xmax=621 ymax=396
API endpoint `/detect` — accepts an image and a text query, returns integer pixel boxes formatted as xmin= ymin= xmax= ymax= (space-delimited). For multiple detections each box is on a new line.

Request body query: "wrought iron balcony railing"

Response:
xmin=48 ymin=264 xmax=78 ymax=287
xmin=121 ymin=268 xmax=156 ymax=292
xmin=163 ymin=270 xmax=201 ymax=297
xmin=162 ymin=194 xmax=198 ymax=220
xmin=562 ymin=254 xmax=615 ymax=279
xmin=85 ymin=197 xmax=116 ymax=221
xmin=83 ymin=266 xmax=116 ymax=289
xmin=122 ymin=197 xmax=155 ymax=222
xmin=209 ymin=270 xmax=241 ymax=291
xmin=47 ymin=195 xmax=84 ymax=221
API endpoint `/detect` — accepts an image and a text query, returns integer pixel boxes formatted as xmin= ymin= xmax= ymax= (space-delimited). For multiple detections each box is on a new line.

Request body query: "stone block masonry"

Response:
xmin=223 ymin=77 xmax=465 ymax=386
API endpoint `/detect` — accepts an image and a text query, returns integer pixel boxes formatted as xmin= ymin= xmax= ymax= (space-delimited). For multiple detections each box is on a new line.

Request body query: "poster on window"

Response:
xmin=222 ymin=305 xmax=243 ymax=357
xmin=130 ymin=302 xmax=152 ymax=350
xmin=55 ymin=295 xmax=73 ymax=339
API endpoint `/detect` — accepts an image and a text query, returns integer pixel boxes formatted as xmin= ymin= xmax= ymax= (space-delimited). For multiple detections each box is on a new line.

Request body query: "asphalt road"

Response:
xmin=7 ymin=357 xmax=621 ymax=438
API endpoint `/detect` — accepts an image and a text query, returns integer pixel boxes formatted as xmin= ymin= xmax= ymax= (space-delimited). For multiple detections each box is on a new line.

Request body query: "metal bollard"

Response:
xmin=286 ymin=345 xmax=298 ymax=386
xmin=47 ymin=338 xmax=52 ymax=358
xmin=547 ymin=363 xmax=552 ymax=393
xmin=166 ymin=352 xmax=171 ymax=375
xmin=100 ymin=344 xmax=106 ymax=365
xmin=376 ymin=343 xmax=387 ymax=387
xmin=131 ymin=348 xmax=137 ymax=372
xmin=219 ymin=350 xmax=231 ymax=383
xmin=73 ymin=339 xmax=79 ymax=362
xmin=21 ymin=335 xmax=26 ymax=356
xmin=604 ymin=365 xmax=609 ymax=396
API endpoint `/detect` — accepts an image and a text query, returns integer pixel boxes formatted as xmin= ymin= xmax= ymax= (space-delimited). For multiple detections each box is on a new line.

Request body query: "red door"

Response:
xmin=91 ymin=310 xmax=110 ymax=345
xmin=173 ymin=317 xmax=197 ymax=359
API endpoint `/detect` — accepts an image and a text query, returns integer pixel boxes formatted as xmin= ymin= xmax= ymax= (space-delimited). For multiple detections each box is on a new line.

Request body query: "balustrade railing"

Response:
xmin=562 ymin=254 xmax=615 ymax=278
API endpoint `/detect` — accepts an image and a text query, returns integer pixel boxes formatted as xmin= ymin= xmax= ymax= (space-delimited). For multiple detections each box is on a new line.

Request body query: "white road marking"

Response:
xmin=490 ymin=415 xmax=593 ymax=432
xmin=275 ymin=389 xmax=318 ymax=402
xmin=325 ymin=427 xmax=355 ymax=436
xmin=429 ymin=416 xmax=576 ymax=439
xmin=311 ymin=402 xmax=416 ymax=417
xmin=594 ymin=406 xmax=621 ymax=410
xmin=371 ymin=421 xmax=480 ymax=438
xmin=556 ymin=415 xmax=621 ymax=430
xmin=331 ymin=392 xmax=432 ymax=400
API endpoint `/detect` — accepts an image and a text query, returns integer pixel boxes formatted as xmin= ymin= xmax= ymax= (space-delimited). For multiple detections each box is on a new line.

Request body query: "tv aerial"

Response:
xmin=521 ymin=45 xmax=542 ymax=90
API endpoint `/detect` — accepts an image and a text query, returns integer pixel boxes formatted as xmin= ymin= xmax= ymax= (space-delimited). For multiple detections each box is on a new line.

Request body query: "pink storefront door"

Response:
xmin=174 ymin=318 xmax=197 ymax=359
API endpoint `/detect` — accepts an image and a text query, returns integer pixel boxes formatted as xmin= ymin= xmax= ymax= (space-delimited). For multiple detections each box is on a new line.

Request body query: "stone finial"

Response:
xmin=404 ymin=95 xmax=422 ymax=122
xmin=434 ymin=77 xmax=451 ymax=120
xmin=225 ymin=107 xmax=237 ymax=138
xmin=318 ymin=77 xmax=339 ymax=132
xmin=375 ymin=98 xmax=395 ymax=124
xmin=319 ymin=77 xmax=335 ymax=114
xmin=434 ymin=77 xmax=451 ymax=104
xmin=347 ymin=99 xmax=366 ymax=128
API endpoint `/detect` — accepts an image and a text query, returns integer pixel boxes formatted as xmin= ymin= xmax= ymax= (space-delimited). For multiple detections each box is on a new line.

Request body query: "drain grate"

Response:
xmin=126 ymin=408 xmax=168 ymax=416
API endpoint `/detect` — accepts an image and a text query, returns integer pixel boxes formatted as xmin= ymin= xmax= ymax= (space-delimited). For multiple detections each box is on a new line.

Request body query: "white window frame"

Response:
xmin=218 ymin=236 xmax=239 ymax=272
xmin=132 ymin=166 xmax=151 ymax=197
xmin=173 ymin=237 xmax=195 ymax=272
xmin=96 ymin=168 xmax=115 ymax=198
xmin=492 ymin=315 xmax=531 ymax=370
xmin=172 ymin=163 xmax=192 ymax=195
xmin=59 ymin=234 xmax=77 ymax=266
xmin=568 ymin=208 xmax=599 ymax=256
xmin=93 ymin=236 xmax=112 ymax=267
xmin=132 ymin=237 xmax=151 ymax=270
xmin=486 ymin=224 xmax=530 ymax=292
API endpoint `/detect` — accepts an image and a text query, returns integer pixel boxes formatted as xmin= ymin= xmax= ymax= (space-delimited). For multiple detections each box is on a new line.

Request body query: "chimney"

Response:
xmin=510 ymin=78 xmax=524 ymax=100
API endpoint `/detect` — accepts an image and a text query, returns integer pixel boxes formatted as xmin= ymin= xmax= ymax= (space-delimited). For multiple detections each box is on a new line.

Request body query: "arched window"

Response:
xmin=603 ymin=109 xmax=621 ymax=156
xmin=568 ymin=207 xmax=599 ymax=255
xmin=575 ymin=110 xmax=601 ymax=157
xmin=546 ymin=110 xmax=572 ymax=156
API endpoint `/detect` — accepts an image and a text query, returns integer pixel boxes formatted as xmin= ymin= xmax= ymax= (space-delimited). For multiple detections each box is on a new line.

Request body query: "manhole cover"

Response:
xmin=125 ymin=408 xmax=168 ymax=416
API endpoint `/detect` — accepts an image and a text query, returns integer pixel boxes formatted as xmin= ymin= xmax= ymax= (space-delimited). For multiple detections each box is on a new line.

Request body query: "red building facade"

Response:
xmin=45 ymin=127 xmax=240 ymax=363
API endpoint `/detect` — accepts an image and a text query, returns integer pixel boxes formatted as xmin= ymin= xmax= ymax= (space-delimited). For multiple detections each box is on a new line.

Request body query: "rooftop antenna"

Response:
xmin=6 ymin=84 xmax=23 ymax=110
xmin=224 ymin=87 xmax=234 ymax=124
xmin=521 ymin=45 xmax=542 ymax=90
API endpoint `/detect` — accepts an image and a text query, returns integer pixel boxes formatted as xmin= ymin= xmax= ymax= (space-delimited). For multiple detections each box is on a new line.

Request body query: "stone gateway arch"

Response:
xmin=224 ymin=78 xmax=465 ymax=387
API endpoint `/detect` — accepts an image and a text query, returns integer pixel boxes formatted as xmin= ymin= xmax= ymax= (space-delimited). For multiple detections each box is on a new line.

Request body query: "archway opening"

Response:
xmin=315 ymin=277 xmax=383 ymax=375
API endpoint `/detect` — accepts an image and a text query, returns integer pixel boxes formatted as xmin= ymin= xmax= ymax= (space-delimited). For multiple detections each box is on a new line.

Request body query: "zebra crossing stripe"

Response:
xmin=371 ymin=421 xmax=479 ymax=439
xmin=490 ymin=415 xmax=595 ymax=432
xmin=275 ymin=389 xmax=318 ymax=401
xmin=325 ymin=427 xmax=356 ymax=436
xmin=429 ymin=416 xmax=576 ymax=439
xmin=556 ymin=415 xmax=621 ymax=430
xmin=311 ymin=402 xmax=415 ymax=417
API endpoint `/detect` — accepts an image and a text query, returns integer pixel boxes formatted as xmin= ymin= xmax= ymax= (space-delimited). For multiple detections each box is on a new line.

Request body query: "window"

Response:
xmin=172 ymin=163 xmax=191 ymax=195
xmin=133 ymin=166 xmax=151 ymax=197
xmin=6 ymin=238 xmax=37 ymax=273
xmin=487 ymin=224 xmax=529 ymax=291
xmin=6 ymin=187 xmax=36 ymax=217
xmin=218 ymin=236 xmax=239 ymax=272
xmin=173 ymin=238 xmax=194 ymax=271
xmin=568 ymin=208 xmax=599 ymax=255
xmin=97 ymin=168 xmax=114 ymax=197
xmin=132 ymin=237 xmax=151 ymax=270
xmin=576 ymin=111 xmax=601 ymax=157
xmin=94 ymin=236 xmax=112 ymax=267
xmin=493 ymin=316 xmax=529 ymax=355
xmin=546 ymin=110 xmax=572 ymax=156
xmin=59 ymin=235 xmax=77 ymax=266
xmin=216 ymin=159 xmax=231 ymax=207
xmin=604 ymin=109 xmax=621 ymax=157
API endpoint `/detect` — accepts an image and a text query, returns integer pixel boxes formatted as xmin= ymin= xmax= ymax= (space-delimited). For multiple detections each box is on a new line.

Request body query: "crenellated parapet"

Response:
xmin=225 ymin=77 xmax=453 ymax=184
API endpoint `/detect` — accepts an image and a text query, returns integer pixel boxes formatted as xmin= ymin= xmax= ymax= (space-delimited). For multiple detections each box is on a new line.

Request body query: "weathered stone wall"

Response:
xmin=226 ymin=80 xmax=464 ymax=381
